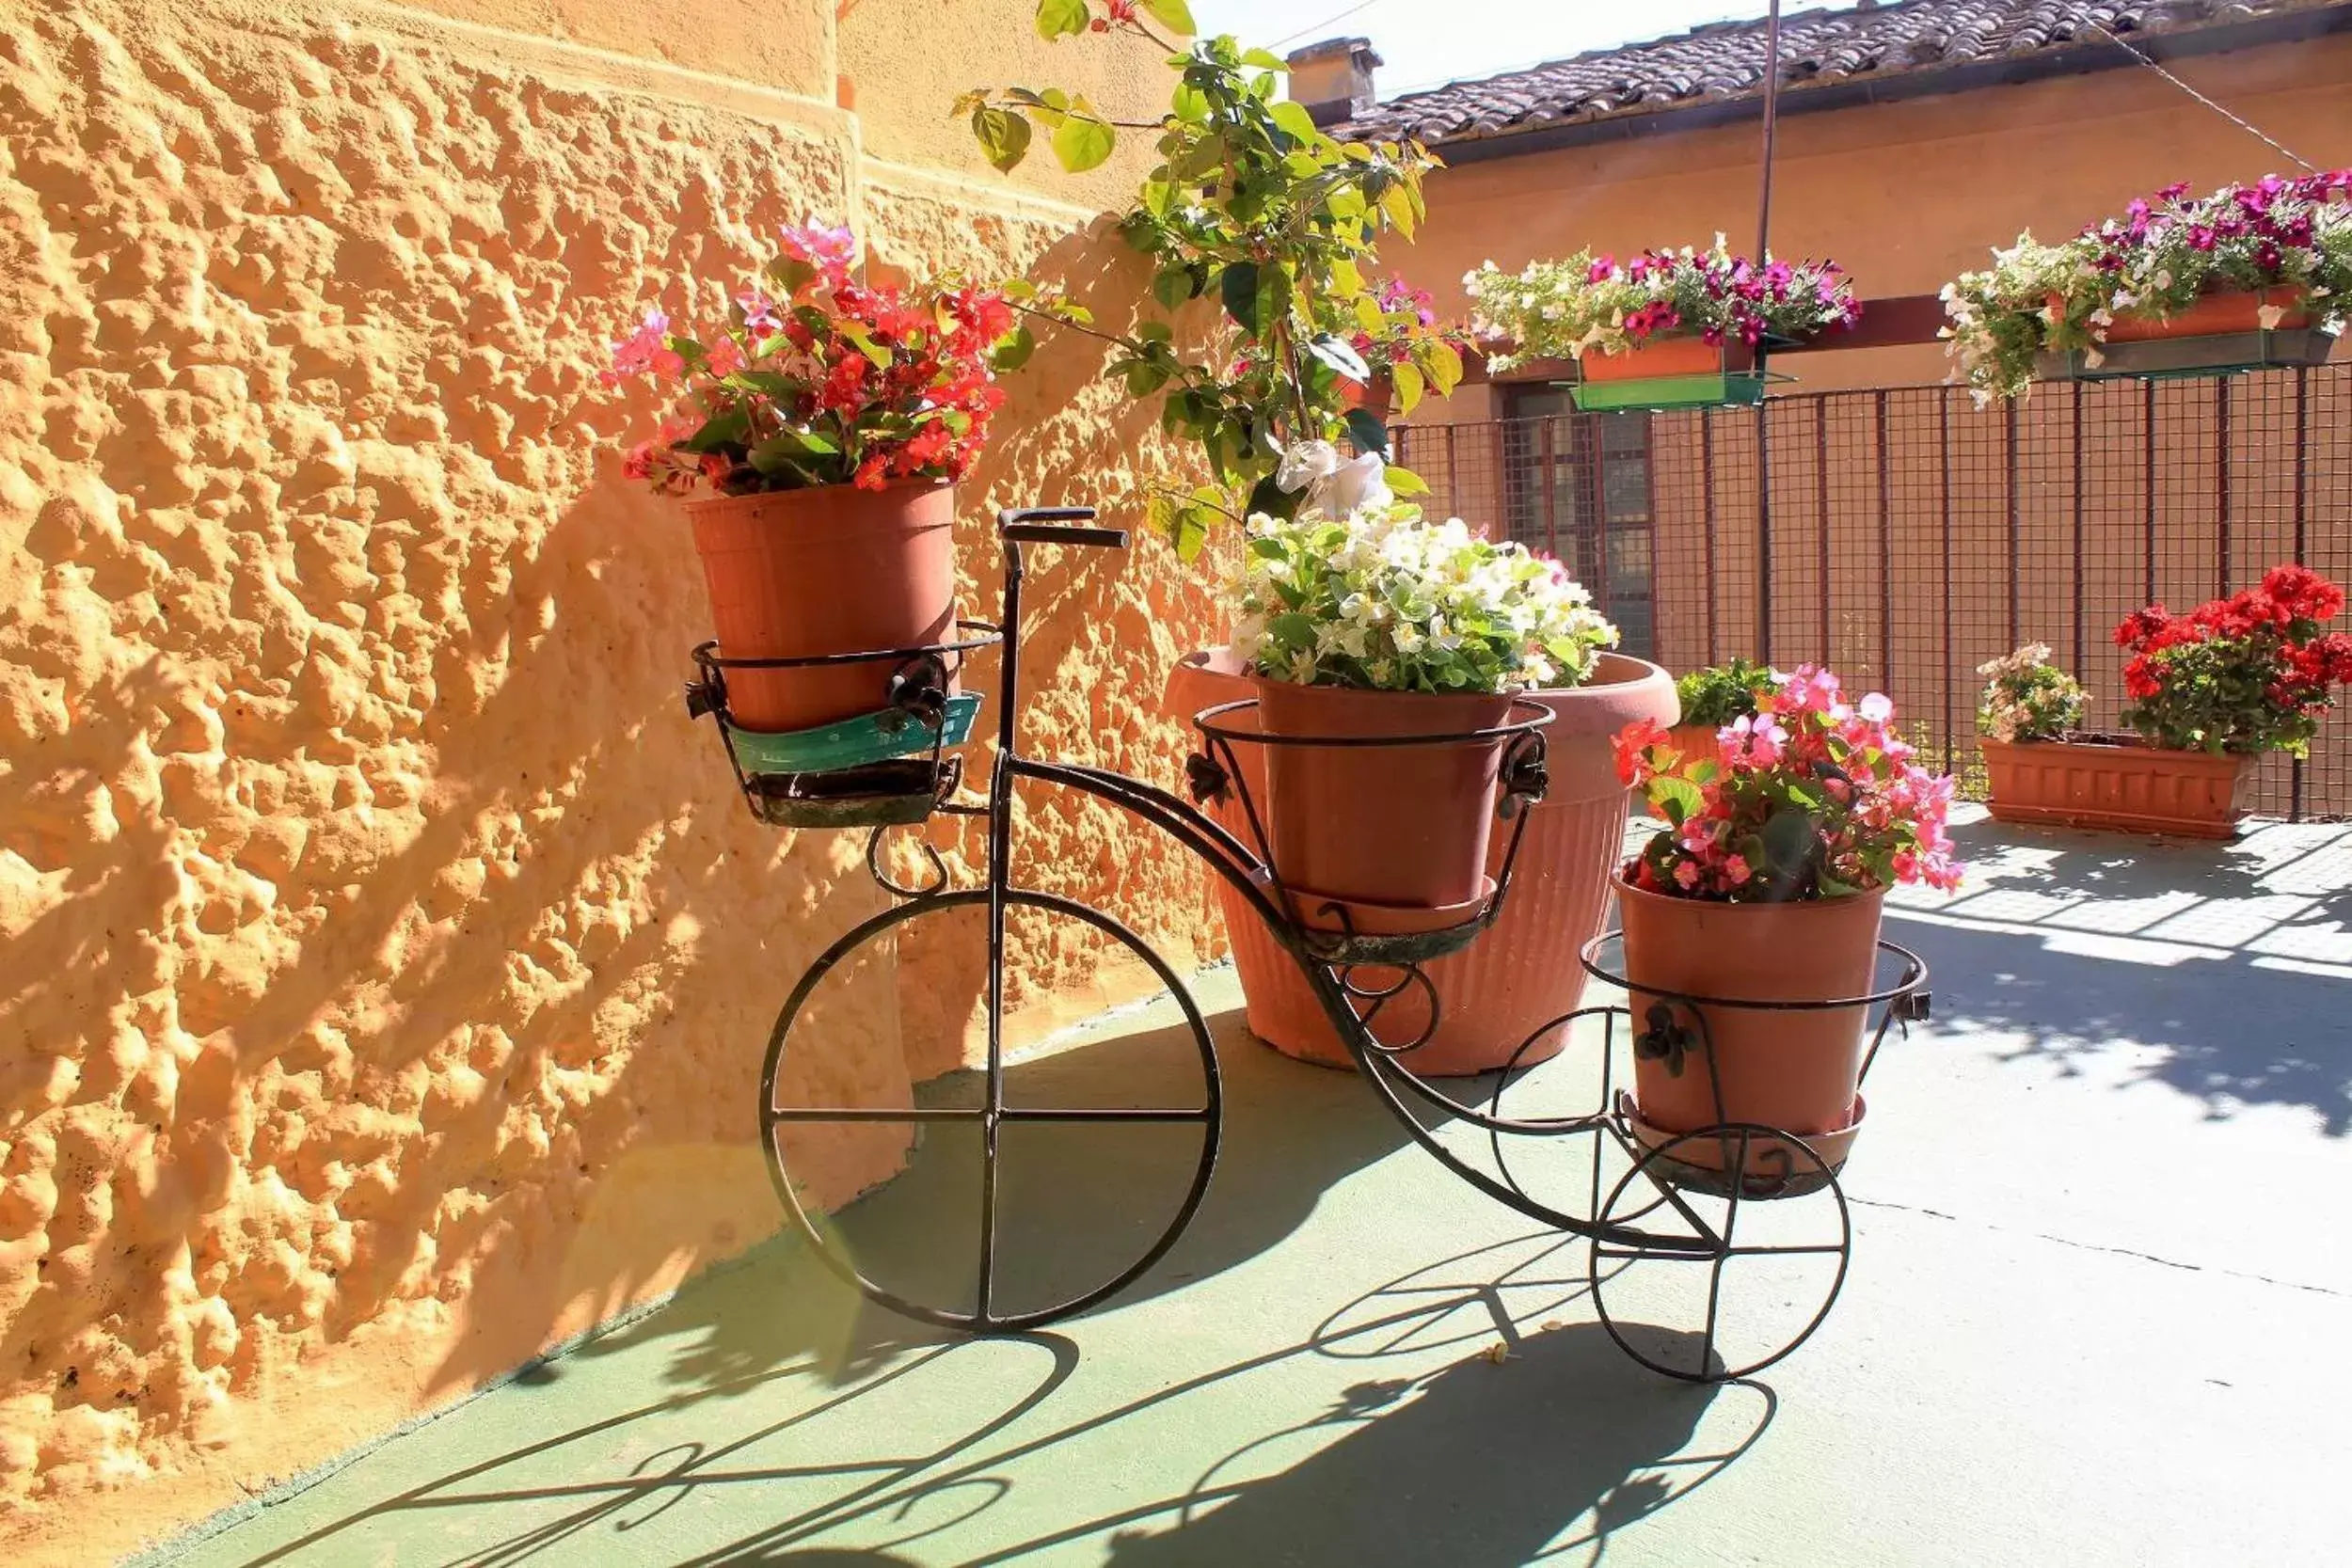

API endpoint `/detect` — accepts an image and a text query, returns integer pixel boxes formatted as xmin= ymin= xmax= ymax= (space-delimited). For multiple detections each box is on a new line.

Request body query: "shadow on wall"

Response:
xmin=1893 ymin=817 xmax=2352 ymax=1132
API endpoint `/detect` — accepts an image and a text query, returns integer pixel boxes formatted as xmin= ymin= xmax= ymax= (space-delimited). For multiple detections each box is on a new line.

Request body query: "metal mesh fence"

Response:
xmin=1392 ymin=364 xmax=2352 ymax=820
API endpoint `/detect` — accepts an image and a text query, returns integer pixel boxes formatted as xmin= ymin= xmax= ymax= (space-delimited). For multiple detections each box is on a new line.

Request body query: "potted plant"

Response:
xmin=1611 ymin=669 xmax=1962 ymax=1175
xmin=1226 ymin=503 xmax=1620 ymax=916
xmin=1942 ymin=170 xmax=2352 ymax=402
xmin=1670 ymin=657 xmax=1775 ymax=758
xmin=1466 ymin=238 xmax=1861 ymax=410
xmin=1338 ymin=275 xmax=1472 ymax=421
xmin=605 ymin=220 xmax=1025 ymax=732
xmin=1981 ymin=569 xmax=2352 ymax=838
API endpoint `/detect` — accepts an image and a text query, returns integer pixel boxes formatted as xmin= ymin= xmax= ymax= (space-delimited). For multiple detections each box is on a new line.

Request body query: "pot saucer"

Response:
xmin=1263 ymin=873 xmax=1501 ymax=966
xmin=1615 ymin=1089 xmax=1864 ymax=1199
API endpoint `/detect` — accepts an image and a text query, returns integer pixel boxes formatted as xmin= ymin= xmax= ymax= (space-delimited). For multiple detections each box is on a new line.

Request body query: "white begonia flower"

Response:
xmin=1276 ymin=440 xmax=1340 ymax=495
xmin=1316 ymin=451 xmax=1392 ymax=517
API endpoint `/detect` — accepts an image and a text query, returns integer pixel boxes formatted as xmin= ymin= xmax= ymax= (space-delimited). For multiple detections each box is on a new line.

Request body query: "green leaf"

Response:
xmin=1136 ymin=320 xmax=1174 ymax=343
xmin=1052 ymin=105 xmax=1116 ymax=172
xmin=1269 ymin=611 xmax=1316 ymax=646
xmin=1343 ymin=406 xmax=1389 ymax=457
xmin=971 ymin=105 xmax=1033 ymax=171
xmin=837 ymin=322 xmax=891 ymax=370
xmin=1220 ymin=261 xmax=1260 ymax=331
xmin=1306 ymin=333 xmax=1372 ymax=383
xmin=1385 ymin=464 xmax=1429 ymax=497
xmin=1270 ymin=99 xmax=1321 ymax=147
xmin=1422 ymin=338 xmax=1464 ymax=396
xmin=1151 ymin=266 xmax=1198 ymax=311
xmin=1392 ymin=358 xmax=1425 ymax=413
xmin=1240 ymin=47 xmax=1286 ymax=69
xmin=677 ymin=405 xmax=752 ymax=453
xmin=991 ymin=324 xmax=1037 ymax=372
xmin=1123 ymin=359 xmax=1170 ymax=395
xmin=1171 ymin=504 xmax=1214 ymax=562
xmin=1142 ymin=0 xmax=1197 ymax=31
xmin=1035 ymin=0 xmax=1088 ymax=40
xmin=1648 ymin=775 xmax=1704 ymax=827
xmin=1172 ymin=81 xmax=1211 ymax=123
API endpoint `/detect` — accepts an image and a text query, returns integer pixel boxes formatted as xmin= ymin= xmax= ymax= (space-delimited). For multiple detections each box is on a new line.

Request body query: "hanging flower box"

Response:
xmin=1469 ymin=239 xmax=1857 ymax=412
xmin=1945 ymin=170 xmax=2352 ymax=401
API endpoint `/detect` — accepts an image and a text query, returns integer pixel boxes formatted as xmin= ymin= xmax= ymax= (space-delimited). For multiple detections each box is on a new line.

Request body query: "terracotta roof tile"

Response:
xmin=1336 ymin=0 xmax=2342 ymax=145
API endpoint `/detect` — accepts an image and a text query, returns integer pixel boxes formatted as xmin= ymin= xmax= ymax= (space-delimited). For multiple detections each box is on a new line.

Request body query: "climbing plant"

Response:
xmin=957 ymin=2 xmax=1461 ymax=556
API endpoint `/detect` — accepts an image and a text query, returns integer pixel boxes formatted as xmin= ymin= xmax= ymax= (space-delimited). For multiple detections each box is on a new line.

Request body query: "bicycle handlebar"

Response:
xmin=998 ymin=507 xmax=1127 ymax=550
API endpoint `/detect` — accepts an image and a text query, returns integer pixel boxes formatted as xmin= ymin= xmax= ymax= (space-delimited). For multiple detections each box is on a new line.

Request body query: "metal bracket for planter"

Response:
xmin=2036 ymin=325 xmax=2341 ymax=383
xmin=1570 ymin=370 xmax=1772 ymax=412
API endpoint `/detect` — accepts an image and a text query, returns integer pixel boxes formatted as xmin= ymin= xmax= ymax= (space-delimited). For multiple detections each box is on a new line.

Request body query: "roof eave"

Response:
xmin=1363 ymin=6 xmax=2352 ymax=165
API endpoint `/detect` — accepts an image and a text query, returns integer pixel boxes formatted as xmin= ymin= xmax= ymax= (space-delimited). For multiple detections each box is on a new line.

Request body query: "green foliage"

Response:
xmin=1674 ymin=657 xmax=1775 ymax=728
xmin=961 ymin=8 xmax=1452 ymax=555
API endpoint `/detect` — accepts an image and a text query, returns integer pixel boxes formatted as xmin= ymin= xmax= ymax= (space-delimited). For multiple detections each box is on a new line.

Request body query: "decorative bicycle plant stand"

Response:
xmin=683 ymin=508 xmax=1931 ymax=1382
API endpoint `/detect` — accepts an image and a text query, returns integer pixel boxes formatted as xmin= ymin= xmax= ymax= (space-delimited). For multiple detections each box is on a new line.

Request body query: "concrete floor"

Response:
xmin=150 ymin=811 xmax=2352 ymax=1566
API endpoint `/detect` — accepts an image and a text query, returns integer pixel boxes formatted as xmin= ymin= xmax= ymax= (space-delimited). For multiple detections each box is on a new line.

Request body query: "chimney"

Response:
xmin=1286 ymin=37 xmax=1382 ymax=127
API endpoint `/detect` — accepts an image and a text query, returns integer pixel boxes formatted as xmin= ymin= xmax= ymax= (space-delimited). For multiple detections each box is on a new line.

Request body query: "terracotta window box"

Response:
xmin=1979 ymin=735 xmax=2255 ymax=840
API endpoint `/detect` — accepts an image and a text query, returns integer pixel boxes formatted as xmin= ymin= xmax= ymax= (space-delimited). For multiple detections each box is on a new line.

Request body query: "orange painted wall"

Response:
xmin=0 ymin=1 xmax=1219 ymax=1560
xmin=1388 ymin=34 xmax=2352 ymax=402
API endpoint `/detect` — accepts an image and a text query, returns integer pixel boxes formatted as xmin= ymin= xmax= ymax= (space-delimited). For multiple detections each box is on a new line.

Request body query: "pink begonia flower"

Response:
xmin=706 ymin=338 xmax=746 ymax=376
xmin=603 ymin=308 xmax=679 ymax=385
xmin=1720 ymin=713 xmax=1788 ymax=768
xmin=1859 ymin=691 xmax=1894 ymax=722
xmin=780 ymin=218 xmax=857 ymax=280
xmin=1674 ymin=860 xmax=1703 ymax=890
xmin=739 ymin=290 xmax=784 ymax=341
xmin=1723 ymin=854 xmax=1753 ymax=886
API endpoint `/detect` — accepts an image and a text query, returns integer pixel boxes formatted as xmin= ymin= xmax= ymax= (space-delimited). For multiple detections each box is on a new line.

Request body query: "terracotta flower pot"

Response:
xmin=1619 ymin=876 xmax=1884 ymax=1171
xmin=686 ymin=480 xmax=957 ymax=733
xmin=1667 ymin=721 xmax=1721 ymax=760
xmin=1252 ymin=677 xmax=1513 ymax=911
xmin=1980 ymin=735 xmax=2255 ymax=839
xmin=1168 ymin=651 xmax=1680 ymax=1076
xmin=1339 ymin=370 xmax=1394 ymax=421
xmin=2103 ymin=288 xmax=2309 ymax=343
xmin=1581 ymin=338 xmax=1755 ymax=384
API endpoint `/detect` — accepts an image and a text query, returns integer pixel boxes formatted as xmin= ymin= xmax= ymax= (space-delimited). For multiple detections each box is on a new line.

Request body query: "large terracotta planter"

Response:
xmin=1980 ymin=735 xmax=2254 ymax=839
xmin=1168 ymin=651 xmax=1680 ymax=1076
xmin=686 ymin=480 xmax=956 ymax=733
xmin=1251 ymin=677 xmax=1512 ymax=911
xmin=1581 ymin=338 xmax=1756 ymax=383
xmin=2104 ymin=288 xmax=2308 ymax=342
xmin=1619 ymin=877 xmax=1884 ymax=1173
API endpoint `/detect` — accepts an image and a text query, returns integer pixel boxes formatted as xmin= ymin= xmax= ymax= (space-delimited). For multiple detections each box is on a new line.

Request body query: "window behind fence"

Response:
xmin=1393 ymin=365 xmax=2352 ymax=822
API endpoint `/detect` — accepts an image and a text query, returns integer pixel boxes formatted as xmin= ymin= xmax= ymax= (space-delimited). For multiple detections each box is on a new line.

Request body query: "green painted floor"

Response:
xmin=153 ymin=814 xmax=2352 ymax=1566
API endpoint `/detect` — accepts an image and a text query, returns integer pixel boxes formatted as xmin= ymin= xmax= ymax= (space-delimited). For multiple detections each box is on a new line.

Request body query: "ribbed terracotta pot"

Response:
xmin=1619 ymin=877 xmax=1884 ymax=1168
xmin=686 ymin=480 xmax=956 ymax=733
xmin=1581 ymin=339 xmax=1755 ymax=383
xmin=1980 ymin=735 xmax=2254 ymax=839
xmin=1168 ymin=651 xmax=1679 ymax=1076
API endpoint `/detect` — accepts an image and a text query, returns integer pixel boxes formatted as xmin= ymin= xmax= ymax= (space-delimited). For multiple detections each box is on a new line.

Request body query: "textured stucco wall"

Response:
xmin=0 ymin=1 xmax=1219 ymax=1560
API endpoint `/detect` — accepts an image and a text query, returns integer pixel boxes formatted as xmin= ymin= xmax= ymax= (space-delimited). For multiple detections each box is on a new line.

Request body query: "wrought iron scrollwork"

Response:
xmin=1496 ymin=730 xmax=1549 ymax=819
xmin=1632 ymin=1002 xmax=1700 ymax=1078
xmin=1184 ymin=751 xmax=1231 ymax=805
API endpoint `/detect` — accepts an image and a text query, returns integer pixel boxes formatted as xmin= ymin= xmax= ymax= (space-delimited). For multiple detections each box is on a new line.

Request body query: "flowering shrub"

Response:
xmin=963 ymin=13 xmax=1451 ymax=556
xmin=605 ymin=220 xmax=1025 ymax=496
xmin=2114 ymin=564 xmax=2352 ymax=755
xmin=1613 ymin=668 xmax=1962 ymax=901
xmin=1977 ymin=643 xmax=2087 ymax=743
xmin=1348 ymin=276 xmax=1471 ymax=400
xmin=1942 ymin=170 xmax=2352 ymax=401
xmin=1467 ymin=237 xmax=1862 ymax=372
xmin=1231 ymin=505 xmax=1618 ymax=694
xmin=1675 ymin=657 xmax=1776 ymax=729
